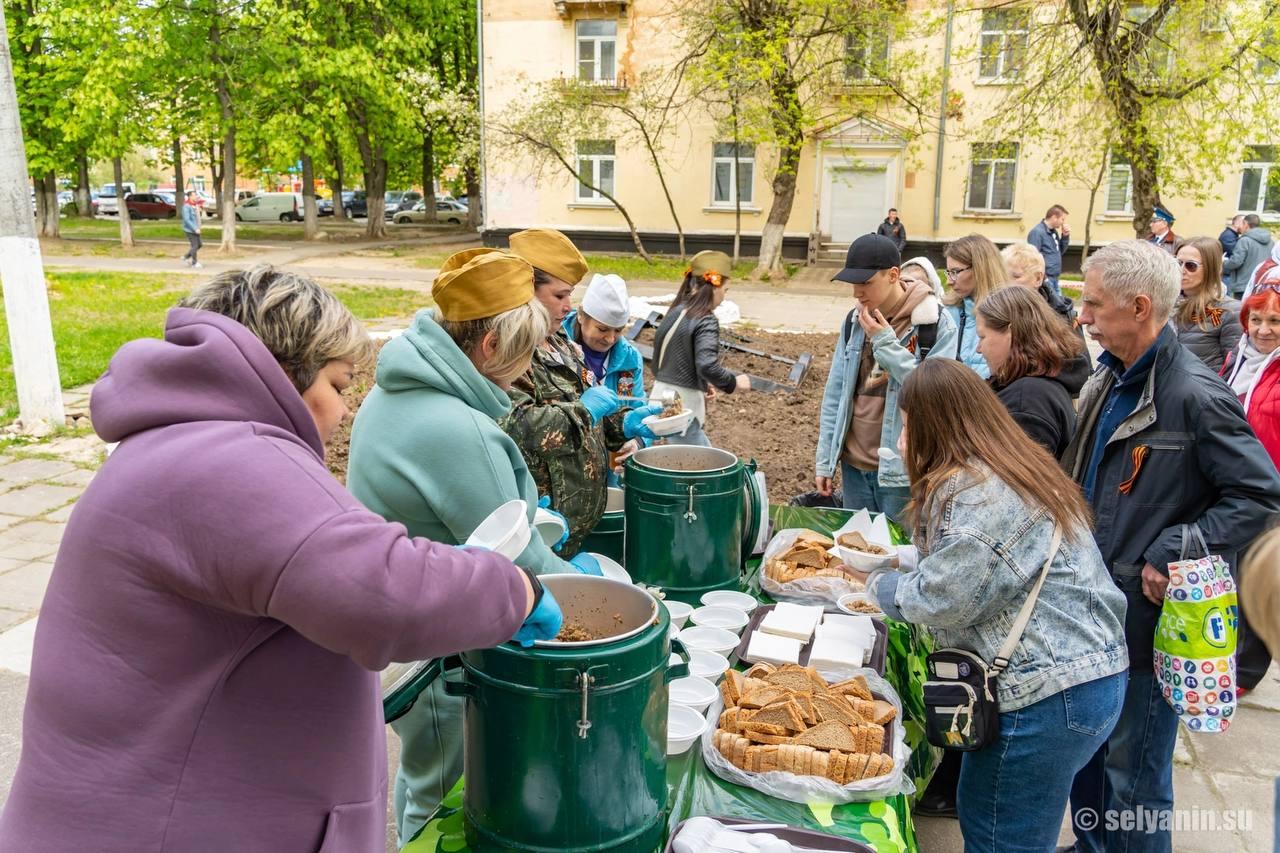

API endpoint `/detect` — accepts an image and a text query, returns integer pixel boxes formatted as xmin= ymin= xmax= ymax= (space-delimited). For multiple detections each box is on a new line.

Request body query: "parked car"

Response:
xmin=317 ymin=197 xmax=334 ymax=217
xmin=342 ymin=190 xmax=368 ymax=219
xmin=383 ymin=190 xmax=424 ymax=220
xmin=234 ymin=192 xmax=302 ymax=222
xmin=95 ymin=182 xmax=136 ymax=216
xmin=125 ymin=192 xmax=178 ymax=220
xmin=392 ymin=202 xmax=429 ymax=225
xmin=435 ymin=199 xmax=468 ymax=224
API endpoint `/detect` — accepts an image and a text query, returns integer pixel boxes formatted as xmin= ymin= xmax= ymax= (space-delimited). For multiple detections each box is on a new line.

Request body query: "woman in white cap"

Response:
xmin=563 ymin=273 xmax=653 ymax=420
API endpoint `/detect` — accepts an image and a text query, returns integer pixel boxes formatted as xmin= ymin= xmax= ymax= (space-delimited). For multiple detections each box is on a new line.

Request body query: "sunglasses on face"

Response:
xmin=1178 ymin=260 xmax=1202 ymax=273
xmin=946 ymin=266 xmax=971 ymax=278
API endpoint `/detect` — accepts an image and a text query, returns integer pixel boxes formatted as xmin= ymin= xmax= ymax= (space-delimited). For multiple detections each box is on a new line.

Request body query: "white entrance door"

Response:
xmin=828 ymin=167 xmax=888 ymax=243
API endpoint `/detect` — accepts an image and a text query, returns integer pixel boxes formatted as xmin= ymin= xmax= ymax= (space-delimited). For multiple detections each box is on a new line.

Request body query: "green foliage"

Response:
xmin=0 ymin=271 xmax=425 ymax=419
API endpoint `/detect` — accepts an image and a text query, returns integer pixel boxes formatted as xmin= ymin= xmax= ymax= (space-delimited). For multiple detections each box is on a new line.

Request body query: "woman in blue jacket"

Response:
xmin=942 ymin=234 xmax=1006 ymax=379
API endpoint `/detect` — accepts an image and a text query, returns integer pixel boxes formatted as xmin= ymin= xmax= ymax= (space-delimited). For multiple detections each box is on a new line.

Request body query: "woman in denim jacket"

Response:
xmin=867 ymin=359 xmax=1129 ymax=853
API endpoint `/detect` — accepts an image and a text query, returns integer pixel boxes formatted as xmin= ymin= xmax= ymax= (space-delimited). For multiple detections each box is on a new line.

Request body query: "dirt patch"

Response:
xmin=326 ymin=329 xmax=839 ymax=503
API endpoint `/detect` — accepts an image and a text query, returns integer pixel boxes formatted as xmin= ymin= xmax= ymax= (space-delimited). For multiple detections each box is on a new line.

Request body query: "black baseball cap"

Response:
xmin=832 ymin=234 xmax=901 ymax=284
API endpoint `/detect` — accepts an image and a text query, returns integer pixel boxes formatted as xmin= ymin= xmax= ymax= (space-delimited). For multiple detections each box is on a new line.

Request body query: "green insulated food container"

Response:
xmin=580 ymin=486 xmax=625 ymax=564
xmin=624 ymin=446 xmax=745 ymax=602
xmin=443 ymin=575 xmax=685 ymax=853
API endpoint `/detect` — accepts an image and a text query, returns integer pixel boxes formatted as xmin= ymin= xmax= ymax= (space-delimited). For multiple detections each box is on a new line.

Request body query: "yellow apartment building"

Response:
xmin=478 ymin=1 xmax=1280 ymax=268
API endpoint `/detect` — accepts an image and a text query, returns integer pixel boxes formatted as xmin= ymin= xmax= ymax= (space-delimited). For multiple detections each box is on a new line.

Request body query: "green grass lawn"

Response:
xmin=59 ymin=219 xmax=310 ymax=242
xmin=0 ymin=271 xmax=426 ymax=420
xmin=395 ymin=247 xmax=762 ymax=281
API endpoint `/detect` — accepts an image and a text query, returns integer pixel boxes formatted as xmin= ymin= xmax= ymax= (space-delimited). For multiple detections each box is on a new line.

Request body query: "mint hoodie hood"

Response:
xmin=348 ymin=310 xmax=573 ymax=575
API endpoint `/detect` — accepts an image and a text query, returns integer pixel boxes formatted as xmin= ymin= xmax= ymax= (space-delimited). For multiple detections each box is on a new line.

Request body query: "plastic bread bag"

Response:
xmin=759 ymin=528 xmax=866 ymax=608
xmin=700 ymin=666 xmax=915 ymax=804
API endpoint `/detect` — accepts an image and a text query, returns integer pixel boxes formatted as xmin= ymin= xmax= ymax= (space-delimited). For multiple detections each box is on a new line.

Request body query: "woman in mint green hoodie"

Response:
xmin=346 ymin=250 xmax=586 ymax=844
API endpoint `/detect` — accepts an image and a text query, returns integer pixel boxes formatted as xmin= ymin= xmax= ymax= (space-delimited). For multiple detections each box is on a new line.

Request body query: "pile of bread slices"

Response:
xmin=763 ymin=531 xmax=857 ymax=584
xmin=711 ymin=663 xmax=896 ymax=784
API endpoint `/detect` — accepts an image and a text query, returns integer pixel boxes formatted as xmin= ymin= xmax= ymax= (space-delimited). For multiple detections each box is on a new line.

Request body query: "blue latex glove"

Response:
xmin=580 ymin=385 xmax=621 ymax=426
xmin=514 ymin=586 xmax=563 ymax=647
xmin=569 ymin=552 xmax=603 ymax=576
xmin=623 ymin=403 xmax=664 ymax=441
xmin=536 ymin=495 xmax=571 ymax=551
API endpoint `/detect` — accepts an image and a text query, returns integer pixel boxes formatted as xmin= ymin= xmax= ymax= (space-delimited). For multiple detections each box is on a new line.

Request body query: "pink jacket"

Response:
xmin=0 ymin=309 xmax=527 ymax=852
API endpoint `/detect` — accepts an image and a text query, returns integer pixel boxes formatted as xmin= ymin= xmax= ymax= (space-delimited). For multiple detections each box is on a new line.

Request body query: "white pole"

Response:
xmin=0 ymin=4 xmax=65 ymax=432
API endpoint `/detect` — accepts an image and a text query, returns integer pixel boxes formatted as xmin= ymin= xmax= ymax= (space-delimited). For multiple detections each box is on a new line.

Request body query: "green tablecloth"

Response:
xmin=405 ymin=505 xmax=939 ymax=853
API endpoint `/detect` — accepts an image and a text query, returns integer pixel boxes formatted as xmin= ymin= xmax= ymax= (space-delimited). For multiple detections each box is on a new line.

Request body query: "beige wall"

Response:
xmin=481 ymin=0 xmax=1263 ymax=252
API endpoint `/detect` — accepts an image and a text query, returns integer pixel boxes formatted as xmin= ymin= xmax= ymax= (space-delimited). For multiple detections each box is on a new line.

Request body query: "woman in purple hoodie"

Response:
xmin=0 ymin=266 xmax=560 ymax=853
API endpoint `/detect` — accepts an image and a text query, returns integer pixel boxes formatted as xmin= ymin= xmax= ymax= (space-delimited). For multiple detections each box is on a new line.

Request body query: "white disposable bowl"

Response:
xmin=669 ymin=675 xmax=719 ymax=713
xmin=667 ymin=702 xmax=708 ymax=755
xmin=837 ymin=592 xmax=886 ymax=620
xmin=664 ymin=600 xmax=693 ymax=629
xmin=589 ymin=552 xmax=631 ymax=584
xmin=676 ymin=626 xmax=739 ymax=656
xmin=699 ymin=590 xmax=759 ymax=613
xmin=532 ymin=507 xmax=567 ymax=547
xmin=687 ymin=649 xmax=731 ymax=680
xmin=465 ymin=499 xmax=530 ymax=560
xmin=690 ymin=605 xmax=750 ymax=633
xmin=605 ymin=487 xmax=625 ymax=513
xmin=836 ymin=542 xmax=895 ymax=572
xmin=644 ymin=410 xmax=695 ymax=437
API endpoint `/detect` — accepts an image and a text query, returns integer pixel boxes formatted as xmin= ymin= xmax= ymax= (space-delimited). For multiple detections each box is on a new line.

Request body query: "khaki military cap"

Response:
xmin=432 ymin=251 xmax=535 ymax=321
xmin=438 ymin=247 xmax=500 ymax=275
xmin=508 ymin=228 xmax=588 ymax=285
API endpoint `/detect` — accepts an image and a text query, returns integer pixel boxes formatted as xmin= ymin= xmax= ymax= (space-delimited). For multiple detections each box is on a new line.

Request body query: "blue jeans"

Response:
xmin=664 ymin=417 xmax=712 ymax=447
xmin=840 ymin=462 xmax=909 ymax=526
xmin=1068 ymin=669 xmax=1179 ymax=853
xmin=959 ymin=672 xmax=1127 ymax=853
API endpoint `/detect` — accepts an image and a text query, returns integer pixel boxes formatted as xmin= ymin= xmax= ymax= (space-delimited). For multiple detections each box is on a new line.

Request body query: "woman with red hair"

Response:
xmin=1221 ymin=277 xmax=1280 ymax=696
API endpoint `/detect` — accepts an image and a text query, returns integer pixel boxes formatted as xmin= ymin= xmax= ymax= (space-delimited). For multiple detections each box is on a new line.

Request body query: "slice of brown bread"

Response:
xmin=783 ymin=542 xmax=830 ymax=567
xmin=811 ymin=749 xmax=830 ymax=780
xmin=814 ymin=693 xmax=863 ymax=726
xmin=862 ymin=753 xmax=885 ymax=780
xmin=749 ymin=699 xmax=806 ymax=732
xmin=746 ymin=744 xmax=780 ymax=772
xmin=764 ymin=668 xmax=821 ymax=694
xmin=830 ymin=675 xmax=873 ymax=701
xmin=739 ymin=719 xmax=789 ymax=737
xmin=793 ymin=692 xmax=817 ymax=726
xmin=846 ymin=753 xmax=870 ymax=783
xmin=718 ymin=708 xmax=738 ymax=733
xmin=826 ymin=750 xmax=847 ymax=784
xmin=739 ymin=685 xmax=792 ymax=710
xmin=720 ymin=670 xmax=746 ymax=707
xmin=732 ymin=735 xmax=750 ymax=769
xmin=743 ymin=729 xmax=793 ymax=745
xmin=793 ymin=720 xmax=860 ymax=751
xmin=850 ymin=698 xmax=897 ymax=725
xmin=795 ymin=530 xmax=835 ymax=548
xmin=743 ymin=662 xmax=777 ymax=680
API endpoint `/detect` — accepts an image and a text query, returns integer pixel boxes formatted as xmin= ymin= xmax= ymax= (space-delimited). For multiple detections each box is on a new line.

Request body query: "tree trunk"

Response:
xmin=1082 ymin=148 xmax=1108 ymax=264
xmin=172 ymin=134 xmax=184 ymax=213
xmin=421 ymin=131 xmax=434 ymax=203
xmin=75 ymin=153 xmax=92 ymax=218
xmin=219 ymin=122 xmax=236 ymax=251
xmin=113 ymin=156 xmax=133 ymax=248
xmin=39 ymin=171 xmax=58 ymax=237
xmin=330 ymin=148 xmax=346 ymax=222
xmin=754 ymin=140 xmax=801 ymax=279
xmin=301 ymin=152 xmax=318 ymax=239
xmin=209 ymin=142 xmax=223 ymax=210
xmin=465 ymin=165 xmax=480 ymax=231
xmin=354 ymin=128 xmax=387 ymax=239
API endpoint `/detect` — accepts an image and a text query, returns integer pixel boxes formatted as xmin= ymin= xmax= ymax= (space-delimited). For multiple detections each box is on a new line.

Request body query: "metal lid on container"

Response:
xmin=631 ymin=445 xmax=738 ymax=473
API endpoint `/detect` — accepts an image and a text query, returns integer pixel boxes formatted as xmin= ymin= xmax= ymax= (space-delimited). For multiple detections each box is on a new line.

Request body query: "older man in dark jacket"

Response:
xmin=1061 ymin=241 xmax=1280 ymax=853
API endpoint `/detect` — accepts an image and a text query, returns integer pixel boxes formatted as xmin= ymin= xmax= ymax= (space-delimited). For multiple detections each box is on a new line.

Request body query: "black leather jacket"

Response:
xmin=652 ymin=310 xmax=738 ymax=394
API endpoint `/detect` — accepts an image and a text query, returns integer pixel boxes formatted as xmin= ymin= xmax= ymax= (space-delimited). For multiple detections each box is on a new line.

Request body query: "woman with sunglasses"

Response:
xmin=942 ymin=234 xmax=1006 ymax=379
xmin=1173 ymin=236 xmax=1241 ymax=370
xmin=1220 ymin=271 xmax=1280 ymax=697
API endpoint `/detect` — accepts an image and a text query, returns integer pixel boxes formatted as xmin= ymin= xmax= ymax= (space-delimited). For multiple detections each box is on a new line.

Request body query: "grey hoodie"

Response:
xmin=1225 ymin=227 xmax=1274 ymax=294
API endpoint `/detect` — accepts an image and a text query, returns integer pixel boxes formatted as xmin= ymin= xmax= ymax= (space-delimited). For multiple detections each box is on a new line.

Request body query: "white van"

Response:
xmin=234 ymin=193 xmax=301 ymax=222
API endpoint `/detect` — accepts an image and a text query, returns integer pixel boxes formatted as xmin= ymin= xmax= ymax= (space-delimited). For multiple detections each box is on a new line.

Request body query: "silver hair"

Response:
xmin=1081 ymin=240 xmax=1180 ymax=322
xmin=179 ymin=265 xmax=373 ymax=393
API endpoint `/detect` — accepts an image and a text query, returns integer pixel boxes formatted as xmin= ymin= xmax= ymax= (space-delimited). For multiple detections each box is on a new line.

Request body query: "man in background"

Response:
xmin=1220 ymin=214 xmax=1246 ymax=294
xmin=876 ymin=208 xmax=906 ymax=254
xmin=1028 ymin=204 xmax=1070 ymax=297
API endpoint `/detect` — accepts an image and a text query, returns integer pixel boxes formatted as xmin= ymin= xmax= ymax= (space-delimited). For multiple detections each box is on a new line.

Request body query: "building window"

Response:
xmin=978 ymin=7 xmax=1028 ymax=80
xmin=576 ymin=140 xmax=616 ymax=202
xmin=1106 ymin=151 xmax=1133 ymax=214
xmin=1258 ymin=56 xmax=1280 ymax=84
xmin=1125 ymin=5 xmax=1173 ymax=79
xmin=1239 ymin=145 xmax=1280 ymax=215
xmin=966 ymin=143 xmax=1018 ymax=212
xmin=576 ymin=20 xmax=616 ymax=83
xmin=845 ymin=31 xmax=890 ymax=82
xmin=711 ymin=143 xmax=754 ymax=206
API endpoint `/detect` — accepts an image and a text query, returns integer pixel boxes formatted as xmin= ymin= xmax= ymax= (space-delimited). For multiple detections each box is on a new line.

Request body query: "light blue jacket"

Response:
xmin=869 ymin=464 xmax=1129 ymax=711
xmin=816 ymin=292 xmax=957 ymax=485
xmin=562 ymin=310 xmax=646 ymax=403
xmin=944 ymin=297 xmax=990 ymax=379
xmin=180 ymin=202 xmax=200 ymax=234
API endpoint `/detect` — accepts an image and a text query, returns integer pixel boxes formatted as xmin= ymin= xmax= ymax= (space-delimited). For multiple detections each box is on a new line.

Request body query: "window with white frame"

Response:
xmin=1106 ymin=151 xmax=1133 ymax=214
xmin=978 ymin=7 xmax=1029 ymax=80
xmin=1239 ymin=146 xmax=1280 ymax=216
xmin=576 ymin=20 xmax=617 ymax=83
xmin=576 ymin=140 xmax=616 ymax=202
xmin=711 ymin=143 xmax=754 ymax=206
xmin=966 ymin=143 xmax=1018 ymax=211
xmin=845 ymin=30 xmax=891 ymax=82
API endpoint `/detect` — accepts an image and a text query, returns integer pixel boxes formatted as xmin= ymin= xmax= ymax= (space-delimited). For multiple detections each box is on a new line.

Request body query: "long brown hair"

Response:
xmin=943 ymin=234 xmax=1006 ymax=307
xmin=672 ymin=271 xmax=724 ymax=318
xmin=977 ymin=286 xmax=1083 ymax=384
xmin=1173 ymin=236 xmax=1226 ymax=329
xmin=899 ymin=359 xmax=1091 ymax=534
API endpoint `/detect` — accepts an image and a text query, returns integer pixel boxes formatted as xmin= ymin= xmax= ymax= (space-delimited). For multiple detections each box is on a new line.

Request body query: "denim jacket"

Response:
xmin=815 ymin=296 xmax=957 ymax=485
xmin=869 ymin=464 xmax=1129 ymax=711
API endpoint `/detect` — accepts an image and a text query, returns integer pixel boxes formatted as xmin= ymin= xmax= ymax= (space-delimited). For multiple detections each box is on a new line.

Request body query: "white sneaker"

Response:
xmin=192 ymin=262 xmax=203 ymax=269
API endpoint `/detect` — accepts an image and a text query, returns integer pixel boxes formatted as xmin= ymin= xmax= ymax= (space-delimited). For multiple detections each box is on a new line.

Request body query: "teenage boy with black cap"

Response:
xmin=815 ymin=234 xmax=957 ymax=522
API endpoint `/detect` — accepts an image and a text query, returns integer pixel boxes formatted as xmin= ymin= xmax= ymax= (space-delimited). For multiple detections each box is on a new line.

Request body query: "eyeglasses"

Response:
xmin=945 ymin=266 xmax=971 ymax=278
xmin=1178 ymin=260 xmax=1202 ymax=273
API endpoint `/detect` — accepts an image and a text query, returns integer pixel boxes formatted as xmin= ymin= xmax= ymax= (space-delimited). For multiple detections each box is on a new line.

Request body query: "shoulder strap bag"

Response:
xmin=921 ymin=522 xmax=1063 ymax=751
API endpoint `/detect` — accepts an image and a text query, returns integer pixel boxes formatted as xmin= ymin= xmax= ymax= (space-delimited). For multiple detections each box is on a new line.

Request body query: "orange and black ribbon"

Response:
xmin=1118 ymin=445 xmax=1151 ymax=495
xmin=1202 ymin=305 xmax=1225 ymax=327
